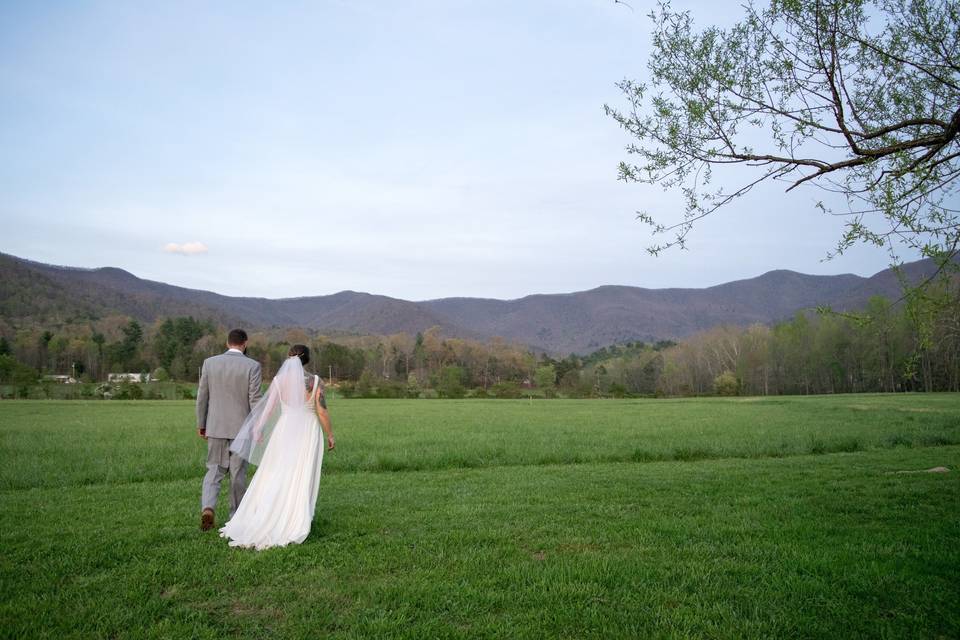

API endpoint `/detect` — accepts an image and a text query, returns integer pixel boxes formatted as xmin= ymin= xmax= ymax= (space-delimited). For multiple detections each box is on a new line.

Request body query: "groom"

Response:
xmin=196 ymin=328 xmax=263 ymax=531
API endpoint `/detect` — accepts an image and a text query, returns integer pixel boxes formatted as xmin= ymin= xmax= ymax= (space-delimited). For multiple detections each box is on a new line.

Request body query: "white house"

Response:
xmin=43 ymin=375 xmax=78 ymax=384
xmin=107 ymin=373 xmax=151 ymax=383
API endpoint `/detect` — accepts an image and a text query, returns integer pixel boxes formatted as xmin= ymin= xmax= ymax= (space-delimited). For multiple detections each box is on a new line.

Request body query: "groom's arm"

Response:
xmin=248 ymin=362 xmax=263 ymax=407
xmin=196 ymin=361 xmax=210 ymax=438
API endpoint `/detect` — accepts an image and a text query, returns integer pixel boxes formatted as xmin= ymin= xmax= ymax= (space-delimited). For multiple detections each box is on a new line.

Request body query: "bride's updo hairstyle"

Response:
xmin=289 ymin=344 xmax=310 ymax=366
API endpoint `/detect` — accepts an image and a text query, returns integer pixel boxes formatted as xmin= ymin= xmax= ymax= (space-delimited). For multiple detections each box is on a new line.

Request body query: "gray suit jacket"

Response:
xmin=196 ymin=350 xmax=263 ymax=439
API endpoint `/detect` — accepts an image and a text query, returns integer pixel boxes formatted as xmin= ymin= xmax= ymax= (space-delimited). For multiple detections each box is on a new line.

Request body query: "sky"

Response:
xmin=0 ymin=0 xmax=925 ymax=301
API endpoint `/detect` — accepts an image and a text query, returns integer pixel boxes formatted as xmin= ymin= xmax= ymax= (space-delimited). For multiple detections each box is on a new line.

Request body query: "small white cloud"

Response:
xmin=163 ymin=241 xmax=209 ymax=255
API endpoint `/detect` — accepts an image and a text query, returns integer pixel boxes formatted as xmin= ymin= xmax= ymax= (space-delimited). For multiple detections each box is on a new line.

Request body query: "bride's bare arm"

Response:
xmin=314 ymin=383 xmax=335 ymax=451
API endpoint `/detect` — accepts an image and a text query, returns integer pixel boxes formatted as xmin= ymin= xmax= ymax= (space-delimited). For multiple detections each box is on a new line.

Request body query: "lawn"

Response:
xmin=1 ymin=395 xmax=958 ymax=638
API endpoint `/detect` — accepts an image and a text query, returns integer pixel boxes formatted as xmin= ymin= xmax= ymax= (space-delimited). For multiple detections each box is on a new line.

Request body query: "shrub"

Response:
xmin=534 ymin=365 xmax=556 ymax=390
xmin=374 ymin=381 xmax=406 ymax=399
xmin=609 ymin=383 xmax=628 ymax=398
xmin=491 ymin=382 xmax=522 ymax=399
xmin=0 ymin=355 xmax=38 ymax=396
xmin=713 ymin=371 xmax=740 ymax=396
xmin=437 ymin=366 xmax=466 ymax=399
xmin=115 ymin=381 xmax=144 ymax=400
xmin=405 ymin=374 xmax=422 ymax=398
xmin=357 ymin=371 xmax=375 ymax=397
xmin=28 ymin=385 xmax=50 ymax=400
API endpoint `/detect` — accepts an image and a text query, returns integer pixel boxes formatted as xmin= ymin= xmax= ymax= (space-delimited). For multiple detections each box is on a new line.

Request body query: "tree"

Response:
xmin=317 ymin=342 xmax=366 ymax=381
xmin=152 ymin=317 xmax=213 ymax=376
xmin=534 ymin=364 xmax=557 ymax=390
xmin=713 ymin=370 xmax=741 ymax=396
xmin=114 ymin=320 xmax=143 ymax=369
xmin=0 ymin=354 xmax=38 ymax=392
xmin=91 ymin=332 xmax=105 ymax=379
xmin=405 ymin=372 xmax=423 ymax=398
xmin=606 ymin=0 xmax=960 ymax=273
xmin=38 ymin=330 xmax=54 ymax=372
xmin=49 ymin=335 xmax=68 ymax=372
xmin=356 ymin=370 xmax=375 ymax=397
xmin=436 ymin=366 xmax=466 ymax=399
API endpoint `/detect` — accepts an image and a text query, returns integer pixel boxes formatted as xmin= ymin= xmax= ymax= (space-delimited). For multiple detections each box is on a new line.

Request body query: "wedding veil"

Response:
xmin=230 ymin=355 xmax=307 ymax=465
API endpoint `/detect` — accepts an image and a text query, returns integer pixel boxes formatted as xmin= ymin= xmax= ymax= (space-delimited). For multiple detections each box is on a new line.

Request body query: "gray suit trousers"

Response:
xmin=201 ymin=437 xmax=247 ymax=518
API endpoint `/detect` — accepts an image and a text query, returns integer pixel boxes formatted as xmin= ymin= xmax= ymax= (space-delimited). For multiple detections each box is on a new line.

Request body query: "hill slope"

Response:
xmin=0 ymin=252 xmax=946 ymax=353
xmin=419 ymin=266 xmax=927 ymax=353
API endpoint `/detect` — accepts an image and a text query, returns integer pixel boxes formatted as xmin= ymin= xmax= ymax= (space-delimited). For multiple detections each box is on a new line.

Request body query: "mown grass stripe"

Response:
xmin=2 ymin=395 xmax=959 ymax=490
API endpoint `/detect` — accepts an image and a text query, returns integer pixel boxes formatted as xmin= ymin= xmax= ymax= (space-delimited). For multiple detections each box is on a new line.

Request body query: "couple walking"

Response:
xmin=196 ymin=329 xmax=335 ymax=550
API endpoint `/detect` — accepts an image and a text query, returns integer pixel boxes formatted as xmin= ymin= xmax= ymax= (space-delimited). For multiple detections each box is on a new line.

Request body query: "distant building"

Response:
xmin=43 ymin=375 xmax=78 ymax=384
xmin=108 ymin=373 xmax=151 ymax=383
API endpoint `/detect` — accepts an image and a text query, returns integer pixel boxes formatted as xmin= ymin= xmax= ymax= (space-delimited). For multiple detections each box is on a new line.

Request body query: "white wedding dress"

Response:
xmin=220 ymin=359 xmax=325 ymax=550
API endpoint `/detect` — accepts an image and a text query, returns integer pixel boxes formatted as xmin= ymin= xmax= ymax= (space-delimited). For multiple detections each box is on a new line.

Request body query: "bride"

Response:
xmin=220 ymin=344 xmax=335 ymax=550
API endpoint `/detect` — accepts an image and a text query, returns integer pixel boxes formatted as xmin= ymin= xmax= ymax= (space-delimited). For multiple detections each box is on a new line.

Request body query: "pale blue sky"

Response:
xmin=0 ymin=0 xmax=921 ymax=300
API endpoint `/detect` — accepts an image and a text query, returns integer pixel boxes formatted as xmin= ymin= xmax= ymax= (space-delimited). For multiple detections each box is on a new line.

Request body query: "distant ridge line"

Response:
xmin=0 ymin=251 xmax=949 ymax=354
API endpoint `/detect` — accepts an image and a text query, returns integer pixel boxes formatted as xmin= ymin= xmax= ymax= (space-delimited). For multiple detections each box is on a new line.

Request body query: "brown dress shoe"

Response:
xmin=200 ymin=508 xmax=215 ymax=531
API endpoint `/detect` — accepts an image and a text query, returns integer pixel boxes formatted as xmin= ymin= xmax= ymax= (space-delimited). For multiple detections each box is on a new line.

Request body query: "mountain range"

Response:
xmin=0 ymin=251 xmax=943 ymax=354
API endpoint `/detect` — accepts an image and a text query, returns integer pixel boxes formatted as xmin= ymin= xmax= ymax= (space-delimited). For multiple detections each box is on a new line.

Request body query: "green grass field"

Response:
xmin=1 ymin=395 xmax=958 ymax=638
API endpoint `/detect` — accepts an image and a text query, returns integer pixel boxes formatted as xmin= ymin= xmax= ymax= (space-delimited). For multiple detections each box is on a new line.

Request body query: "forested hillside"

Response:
xmin=1 ymin=251 xmax=951 ymax=353
xmin=1 ymin=280 xmax=957 ymax=397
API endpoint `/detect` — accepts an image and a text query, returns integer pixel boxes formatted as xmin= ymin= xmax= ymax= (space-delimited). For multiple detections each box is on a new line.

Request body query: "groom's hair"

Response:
xmin=289 ymin=344 xmax=310 ymax=366
xmin=227 ymin=329 xmax=248 ymax=346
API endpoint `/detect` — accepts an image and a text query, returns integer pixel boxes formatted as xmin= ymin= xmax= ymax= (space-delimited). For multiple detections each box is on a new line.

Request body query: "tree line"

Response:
xmin=1 ymin=284 xmax=957 ymax=397
xmin=558 ymin=288 xmax=960 ymax=397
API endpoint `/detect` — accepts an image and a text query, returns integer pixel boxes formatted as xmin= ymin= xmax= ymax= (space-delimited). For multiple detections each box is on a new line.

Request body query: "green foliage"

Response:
xmin=608 ymin=382 xmax=628 ymax=398
xmin=6 ymin=284 xmax=959 ymax=401
xmin=491 ymin=381 xmax=522 ymax=398
xmin=0 ymin=355 xmax=38 ymax=392
xmin=436 ymin=366 xmax=466 ymax=399
xmin=372 ymin=379 xmax=407 ymax=399
xmin=713 ymin=370 xmax=740 ymax=396
xmin=113 ymin=380 xmax=144 ymax=400
xmin=337 ymin=372 xmax=408 ymax=399
xmin=405 ymin=374 xmax=423 ymax=399
xmin=152 ymin=316 xmax=214 ymax=380
xmin=317 ymin=342 xmax=366 ymax=380
xmin=356 ymin=370 xmax=375 ymax=397
xmin=534 ymin=364 xmax=556 ymax=390
xmin=606 ymin=0 xmax=960 ymax=270
xmin=585 ymin=289 xmax=960 ymax=396
xmin=558 ymin=369 xmax=592 ymax=398
xmin=117 ymin=320 xmax=143 ymax=369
